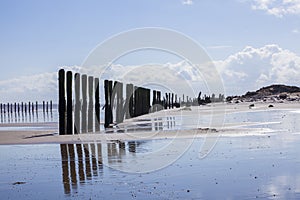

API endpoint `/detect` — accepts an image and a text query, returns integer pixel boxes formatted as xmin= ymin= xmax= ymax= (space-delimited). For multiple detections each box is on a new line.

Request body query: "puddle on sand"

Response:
xmin=0 ymin=133 xmax=300 ymax=199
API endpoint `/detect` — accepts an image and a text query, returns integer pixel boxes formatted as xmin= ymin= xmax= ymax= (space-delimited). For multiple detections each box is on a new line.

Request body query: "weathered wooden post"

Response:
xmin=146 ymin=88 xmax=151 ymax=114
xmin=3 ymin=104 xmax=6 ymax=113
xmin=0 ymin=103 xmax=2 ymax=114
xmin=50 ymin=100 xmax=52 ymax=113
xmin=81 ymin=74 xmax=87 ymax=133
xmin=46 ymin=101 xmax=49 ymax=113
xmin=168 ymin=93 xmax=171 ymax=109
xmin=36 ymin=101 xmax=38 ymax=112
xmin=125 ymin=83 xmax=134 ymax=119
xmin=24 ymin=103 xmax=27 ymax=113
xmin=66 ymin=71 xmax=73 ymax=135
xmin=43 ymin=101 xmax=45 ymax=113
xmin=104 ymin=80 xmax=113 ymax=128
xmin=14 ymin=103 xmax=16 ymax=113
xmin=28 ymin=102 xmax=31 ymax=113
xmin=114 ymin=81 xmax=123 ymax=123
xmin=7 ymin=103 xmax=9 ymax=113
xmin=58 ymin=69 xmax=66 ymax=135
xmin=31 ymin=102 xmax=34 ymax=113
xmin=21 ymin=102 xmax=23 ymax=113
xmin=95 ymin=78 xmax=100 ymax=132
xmin=88 ymin=76 xmax=94 ymax=132
xmin=157 ymin=91 xmax=161 ymax=110
xmin=152 ymin=90 xmax=157 ymax=112
xmin=74 ymin=73 xmax=81 ymax=134
xmin=171 ymin=93 xmax=174 ymax=108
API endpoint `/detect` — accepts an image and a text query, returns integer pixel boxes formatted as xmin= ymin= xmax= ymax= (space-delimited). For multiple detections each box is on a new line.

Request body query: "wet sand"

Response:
xmin=0 ymin=102 xmax=299 ymax=144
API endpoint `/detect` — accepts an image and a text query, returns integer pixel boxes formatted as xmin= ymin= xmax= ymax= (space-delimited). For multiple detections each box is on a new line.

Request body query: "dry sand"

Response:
xmin=0 ymin=102 xmax=299 ymax=145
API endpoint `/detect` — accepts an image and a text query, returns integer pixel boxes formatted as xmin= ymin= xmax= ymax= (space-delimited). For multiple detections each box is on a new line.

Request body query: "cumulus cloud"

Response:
xmin=215 ymin=44 xmax=300 ymax=95
xmin=250 ymin=0 xmax=300 ymax=17
xmin=182 ymin=0 xmax=193 ymax=5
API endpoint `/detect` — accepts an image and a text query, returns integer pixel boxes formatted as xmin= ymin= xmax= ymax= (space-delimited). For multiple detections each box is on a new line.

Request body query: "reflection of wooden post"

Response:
xmin=81 ymin=75 xmax=87 ymax=133
xmin=76 ymin=144 xmax=85 ymax=182
xmin=125 ymin=84 xmax=134 ymax=119
xmin=68 ymin=144 xmax=77 ymax=188
xmin=60 ymin=144 xmax=70 ymax=194
xmin=95 ymin=78 xmax=100 ymax=132
xmin=88 ymin=76 xmax=94 ymax=132
xmin=66 ymin=71 xmax=73 ymax=135
xmin=74 ymin=73 xmax=80 ymax=134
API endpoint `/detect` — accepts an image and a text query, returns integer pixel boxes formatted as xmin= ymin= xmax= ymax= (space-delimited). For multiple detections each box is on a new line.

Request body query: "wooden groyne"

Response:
xmin=0 ymin=101 xmax=53 ymax=123
xmin=58 ymin=69 xmax=180 ymax=135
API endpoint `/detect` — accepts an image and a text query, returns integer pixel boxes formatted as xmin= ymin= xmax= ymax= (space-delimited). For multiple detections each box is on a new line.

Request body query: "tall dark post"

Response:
xmin=58 ymin=69 xmax=66 ymax=135
xmin=81 ymin=75 xmax=87 ymax=133
xmin=171 ymin=93 xmax=174 ymax=108
xmin=114 ymin=81 xmax=123 ymax=123
xmin=24 ymin=103 xmax=27 ymax=113
xmin=46 ymin=101 xmax=49 ymax=113
xmin=88 ymin=76 xmax=94 ymax=133
xmin=21 ymin=102 xmax=23 ymax=113
xmin=50 ymin=100 xmax=52 ymax=113
xmin=43 ymin=101 xmax=45 ymax=113
xmin=95 ymin=78 xmax=100 ymax=132
xmin=168 ymin=93 xmax=171 ymax=109
xmin=146 ymin=88 xmax=150 ymax=114
xmin=66 ymin=71 xmax=73 ymax=135
xmin=14 ymin=103 xmax=16 ymax=113
xmin=152 ymin=90 xmax=157 ymax=112
xmin=125 ymin=84 xmax=134 ymax=119
xmin=36 ymin=101 xmax=38 ymax=112
xmin=31 ymin=102 xmax=34 ymax=113
xmin=0 ymin=103 xmax=2 ymax=114
xmin=7 ymin=103 xmax=9 ymax=113
xmin=28 ymin=102 xmax=31 ymax=114
xmin=74 ymin=73 xmax=80 ymax=134
xmin=104 ymin=80 xmax=113 ymax=128
xmin=157 ymin=91 xmax=161 ymax=110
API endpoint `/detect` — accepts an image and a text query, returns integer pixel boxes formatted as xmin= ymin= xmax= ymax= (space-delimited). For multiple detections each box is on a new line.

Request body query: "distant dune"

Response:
xmin=227 ymin=84 xmax=300 ymax=103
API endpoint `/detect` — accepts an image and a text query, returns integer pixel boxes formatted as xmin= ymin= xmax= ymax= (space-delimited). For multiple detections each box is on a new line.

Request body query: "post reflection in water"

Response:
xmin=60 ymin=141 xmax=142 ymax=195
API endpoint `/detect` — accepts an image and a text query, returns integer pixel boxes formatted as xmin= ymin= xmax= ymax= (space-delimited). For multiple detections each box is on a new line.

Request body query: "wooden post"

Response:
xmin=0 ymin=103 xmax=2 ymax=114
xmin=14 ymin=103 xmax=16 ymax=113
xmin=43 ymin=101 xmax=45 ymax=113
xmin=66 ymin=71 xmax=73 ymax=135
xmin=125 ymin=84 xmax=134 ymax=119
xmin=28 ymin=102 xmax=31 ymax=113
xmin=95 ymin=78 xmax=100 ymax=132
xmin=59 ymin=69 xmax=66 ymax=135
xmin=46 ymin=101 xmax=49 ymax=113
xmin=171 ymin=93 xmax=174 ymax=108
xmin=24 ymin=103 xmax=27 ymax=113
xmin=21 ymin=102 xmax=23 ymax=113
xmin=36 ymin=101 xmax=38 ymax=112
xmin=74 ymin=73 xmax=80 ymax=134
xmin=88 ymin=76 xmax=94 ymax=132
xmin=7 ymin=103 xmax=9 ymax=113
xmin=81 ymin=74 xmax=87 ymax=133
xmin=152 ymin=90 xmax=157 ymax=112
xmin=114 ymin=81 xmax=123 ymax=123
xmin=157 ymin=91 xmax=161 ymax=110
xmin=50 ymin=100 xmax=52 ymax=113
xmin=31 ymin=102 xmax=34 ymax=113
xmin=104 ymin=80 xmax=113 ymax=128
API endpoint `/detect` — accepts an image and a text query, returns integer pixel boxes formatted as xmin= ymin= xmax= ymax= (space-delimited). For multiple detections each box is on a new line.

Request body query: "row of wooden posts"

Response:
xmin=0 ymin=101 xmax=53 ymax=114
xmin=58 ymin=69 xmax=180 ymax=135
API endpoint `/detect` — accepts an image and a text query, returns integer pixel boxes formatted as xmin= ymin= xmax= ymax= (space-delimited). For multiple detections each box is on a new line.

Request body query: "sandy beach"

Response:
xmin=0 ymin=101 xmax=298 ymax=145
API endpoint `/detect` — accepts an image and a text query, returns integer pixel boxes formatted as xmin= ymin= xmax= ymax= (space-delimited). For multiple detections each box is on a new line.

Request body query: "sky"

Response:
xmin=0 ymin=0 xmax=300 ymax=102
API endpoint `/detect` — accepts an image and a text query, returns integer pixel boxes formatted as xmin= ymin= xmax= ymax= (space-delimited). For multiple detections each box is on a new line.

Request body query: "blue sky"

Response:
xmin=0 ymin=0 xmax=300 ymax=101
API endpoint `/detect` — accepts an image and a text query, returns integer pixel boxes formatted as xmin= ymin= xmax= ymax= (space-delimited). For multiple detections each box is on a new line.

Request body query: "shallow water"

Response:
xmin=0 ymin=134 xmax=300 ymax=199
xmin=0 ymin=108 xmax=300 ymax=199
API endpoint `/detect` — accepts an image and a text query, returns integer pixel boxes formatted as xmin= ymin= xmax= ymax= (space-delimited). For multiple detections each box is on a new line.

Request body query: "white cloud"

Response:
xmin=292 ymin=29 xmax=300 ymax=34
xmin=182 ymin=0 xmax=193 ymax=5
xmin=215 ymin=44 xmax=300 ymax=95
xmin=250 ymin=0 xmax=300 ymax=17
